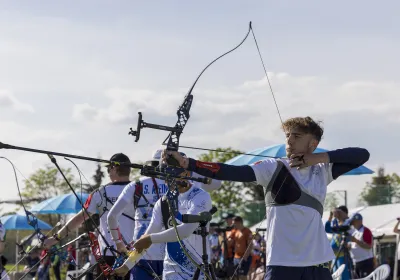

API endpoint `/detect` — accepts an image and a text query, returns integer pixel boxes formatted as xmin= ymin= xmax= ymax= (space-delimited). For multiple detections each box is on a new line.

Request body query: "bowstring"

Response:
xmin=0 ymin=157 xmax=67 ymax=277
xmin=229 ymin=23 xmax=287 ymax=279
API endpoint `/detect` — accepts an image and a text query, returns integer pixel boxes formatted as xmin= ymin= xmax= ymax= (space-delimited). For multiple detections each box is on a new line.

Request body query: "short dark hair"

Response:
xmin=282 ymin=116 xmax=324 ymax=142
xmin=336 ymin=205 xmax=348 ymax=214
xmin=116 ymin=166 xmax=131 ymax=176
xmin=233 ymin=216 xmax=243 ymax=223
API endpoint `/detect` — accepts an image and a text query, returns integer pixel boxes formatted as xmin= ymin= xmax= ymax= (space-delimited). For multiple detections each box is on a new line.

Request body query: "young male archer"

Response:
xmin=107 ymin=149 xmax=221 ymax=280
xmin=114 ymin=153 xmax=214 ymax=280
xmin=161 ymin=116 xmax=370 ymax=280
xmin=43 ymin=153 xmax=135 ymax=280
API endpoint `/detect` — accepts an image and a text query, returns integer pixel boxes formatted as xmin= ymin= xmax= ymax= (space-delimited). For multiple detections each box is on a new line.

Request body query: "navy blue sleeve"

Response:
xmin=187 ymin=158 xmax=256 ymax=182
xmin=327 ymin=148 xmax=370 ymax=179
xmin=325 ymin=220 xmax=333 ymax=233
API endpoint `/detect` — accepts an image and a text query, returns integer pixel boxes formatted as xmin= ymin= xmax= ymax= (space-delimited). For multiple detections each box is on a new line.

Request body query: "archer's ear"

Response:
xmin=309 ymin=139 xmax=319 ymax=151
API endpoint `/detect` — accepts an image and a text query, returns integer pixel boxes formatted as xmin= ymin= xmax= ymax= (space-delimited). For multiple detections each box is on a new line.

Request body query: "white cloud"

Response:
xmin=0 ymin=90 xmax=34 ymax=113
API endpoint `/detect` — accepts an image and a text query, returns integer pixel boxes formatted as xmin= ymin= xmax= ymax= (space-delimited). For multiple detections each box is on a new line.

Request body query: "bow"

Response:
xmin=0 ymin=142 xmax=210 ymax=279
xmin=127 ymin=22 xmax=263 ymax=280
xmin=129 ymin=21 xmax=285 ymax=280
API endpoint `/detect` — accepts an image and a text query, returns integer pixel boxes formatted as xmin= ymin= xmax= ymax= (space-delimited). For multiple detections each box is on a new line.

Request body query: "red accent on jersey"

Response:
xmin=83 ymin=193 xmax=93 ymax=210
xmin=196 ymin=161 xmax=221 ymax=173
xmin=362 ymin=226 xmax=373 ymax=245
xmin=254 ymin=160 xmax=263 ymax=165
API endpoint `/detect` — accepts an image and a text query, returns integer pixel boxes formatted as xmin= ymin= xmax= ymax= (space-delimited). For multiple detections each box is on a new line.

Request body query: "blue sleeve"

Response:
xmin=325 ymin=221 xmax=333 ymax=233
xmin=327 ymin=147 xmax=370 ymax=179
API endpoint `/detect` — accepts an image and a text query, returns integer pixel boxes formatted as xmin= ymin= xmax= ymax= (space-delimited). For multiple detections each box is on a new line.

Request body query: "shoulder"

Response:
xmin=363 ymin=226 xmax=372 ymax=235
xmin=188 ymin=186 xmax=211 ymax=201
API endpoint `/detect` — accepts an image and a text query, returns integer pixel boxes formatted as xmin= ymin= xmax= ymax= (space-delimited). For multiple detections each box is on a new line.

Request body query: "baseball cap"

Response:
xmin=335 ymin=205 xmax=348 ymax=214
xmin=351 ymin=213 xmax=363 ymax=221
xmin=107 ymin=153 xmax=131 ymax=167
xmin=146 ymin=148 xmax=187 ymax=165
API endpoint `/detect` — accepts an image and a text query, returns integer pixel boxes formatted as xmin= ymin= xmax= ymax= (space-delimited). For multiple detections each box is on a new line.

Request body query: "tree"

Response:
xmin=196 ymin=147 xmax=266 ymax=226
xmin=22 ymin=165 xmax=78 ymax=201
xmin=20 ymin=165 xmax=78 ymax=226
xmin=91 ymin=163 xmax=105 ymax=191
xmin=359 ymin=167 xmax=400 ymax=206
xmin=324 ymin=192 xmax=340 ymax=211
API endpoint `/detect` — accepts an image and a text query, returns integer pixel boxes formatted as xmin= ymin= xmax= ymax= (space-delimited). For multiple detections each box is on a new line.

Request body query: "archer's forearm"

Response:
xmin=57 ymin=209 xmax=90 ymax=238
xmin=150 ymin=223 xmax=199 ymax=243
xmin=187 ymin=158 xmax=256 ymax=182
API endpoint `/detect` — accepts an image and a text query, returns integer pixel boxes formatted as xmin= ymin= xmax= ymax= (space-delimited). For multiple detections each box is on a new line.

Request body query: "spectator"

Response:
xmin=325 ymin=205 xmax=351 ymax=280
xmin=209 ymin=224 xmax=220 ymax=263
xmin=348 ymin=213 xmax=374 ymax=278
xmin=220 ymin=213 xmax=236 ymax=267
xmin=392 ymin=217 xmax=400 ymax=278
xmin=232 ymin=216 xmax=253 ymax=280
xmin=23 ymin=247 xmax=41 ymax=279
xmin=66 ymin=244 xmax=76 ymax=271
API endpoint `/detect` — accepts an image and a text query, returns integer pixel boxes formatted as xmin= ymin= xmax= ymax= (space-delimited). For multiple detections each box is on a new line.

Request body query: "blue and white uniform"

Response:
xmin=147 ymin=185 xmax=213 ymax=280
xmin=108 ymin=177 xmax=167 ymax=280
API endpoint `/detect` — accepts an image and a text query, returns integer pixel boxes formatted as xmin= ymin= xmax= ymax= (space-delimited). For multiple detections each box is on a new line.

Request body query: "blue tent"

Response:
xmin=30 ymin=191 xmax=89 ymax=214
xmin=0 ymin=214 xmax=52 ymax=230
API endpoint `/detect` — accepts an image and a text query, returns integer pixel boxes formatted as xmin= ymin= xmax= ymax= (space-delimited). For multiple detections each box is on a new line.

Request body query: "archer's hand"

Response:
xmin=133 ymin=234 xmax=152 ymax=253
xmin=114 ymin=264 xmax=130 ymax=277
xmin=43 ymin=237 xmax=58 ymax=249
xmin=161 ymin=150 xmax=188 ymax=168
xmin=289 ymin=153 xmax=322 ymax=169
xmin=116 ymin=241 xmax=128 ymax=254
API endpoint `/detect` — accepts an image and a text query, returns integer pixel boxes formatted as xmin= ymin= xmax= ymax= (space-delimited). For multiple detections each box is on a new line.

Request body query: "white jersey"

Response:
xmin=119 ymin=177 xmax=167 ymax=260
xmin=148 ymin=185 xmax=212 ymax=280
xmin=85 ymin=181 xmax=135 ymax=256
xmin=250 ymin=158 xmax=335 ymax=267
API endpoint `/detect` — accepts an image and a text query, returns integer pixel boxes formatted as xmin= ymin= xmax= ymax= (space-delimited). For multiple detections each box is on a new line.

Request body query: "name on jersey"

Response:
xmin=143 ymin=184 xmax=169 ymax=195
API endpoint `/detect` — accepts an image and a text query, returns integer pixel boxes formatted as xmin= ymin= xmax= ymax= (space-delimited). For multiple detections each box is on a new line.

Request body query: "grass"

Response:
xmin=5 ymin=263 xmax=68 ymax=279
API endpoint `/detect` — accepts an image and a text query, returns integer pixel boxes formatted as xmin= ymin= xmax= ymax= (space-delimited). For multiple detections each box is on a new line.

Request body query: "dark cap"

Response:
xmin=107 ymin=153 xmax=131 ymax=166
xmin=336 ymin=205 xmax=348 ymax=214
xmin=351 ymin=213 xmax=363 ymax=221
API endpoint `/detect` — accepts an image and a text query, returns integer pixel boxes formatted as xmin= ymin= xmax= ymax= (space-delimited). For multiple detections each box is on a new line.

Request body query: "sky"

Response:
xmin=0 ymin=0 xmax=399 ymax=213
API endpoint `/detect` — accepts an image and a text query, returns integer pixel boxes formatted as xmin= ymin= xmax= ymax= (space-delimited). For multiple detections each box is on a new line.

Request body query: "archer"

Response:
xmin=44 ymin=153 xmax=135 ymax=280
xmin=161 ymin=116 xmax=370 ymax=280
xmin=114 ymin=152 xmax=214 ymax=280
xmin=107 ymin=149 xmax=221 ymax=280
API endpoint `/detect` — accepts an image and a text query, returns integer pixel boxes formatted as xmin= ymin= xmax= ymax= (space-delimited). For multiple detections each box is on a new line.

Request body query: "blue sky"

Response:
xmin=0 ymin=1 xmax=399 ymax=212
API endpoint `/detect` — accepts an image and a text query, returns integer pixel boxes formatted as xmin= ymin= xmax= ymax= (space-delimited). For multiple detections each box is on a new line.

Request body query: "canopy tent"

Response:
xmin=250 ymin=203 xmax=400 ymax=238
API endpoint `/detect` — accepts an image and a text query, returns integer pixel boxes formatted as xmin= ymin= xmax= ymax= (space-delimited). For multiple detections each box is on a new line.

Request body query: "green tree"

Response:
xmin=324 ymin=192 xmax=340 ymax=211
xmin=196 ymin=147 xmax=266 ymax=226
xmin=20 ymin=165 xmax=78 ymax=226
xmin=360 ymin=167 xmax=400 ymax=206
xmin=91 ymin=162 xmax=105 ymax=190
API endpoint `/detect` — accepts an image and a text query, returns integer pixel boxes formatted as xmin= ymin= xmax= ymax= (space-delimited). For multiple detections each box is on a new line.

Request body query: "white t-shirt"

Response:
xmin=349 ymin=226 xmax=374 ymax=263
xmin=117 ymin=177 xmax=167 ymax=261
xmin=85 ymin=181 xmax=135 ymax=256
xmin=147 ymin=185 xmax=212 ymax=280
xmin=250 ymin=158 xmax=335 ymax=266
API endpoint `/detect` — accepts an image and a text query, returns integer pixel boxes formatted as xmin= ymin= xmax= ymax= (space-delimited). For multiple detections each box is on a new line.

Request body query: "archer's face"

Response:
xmin=285 ymin=128 xmax=318 ymax=158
